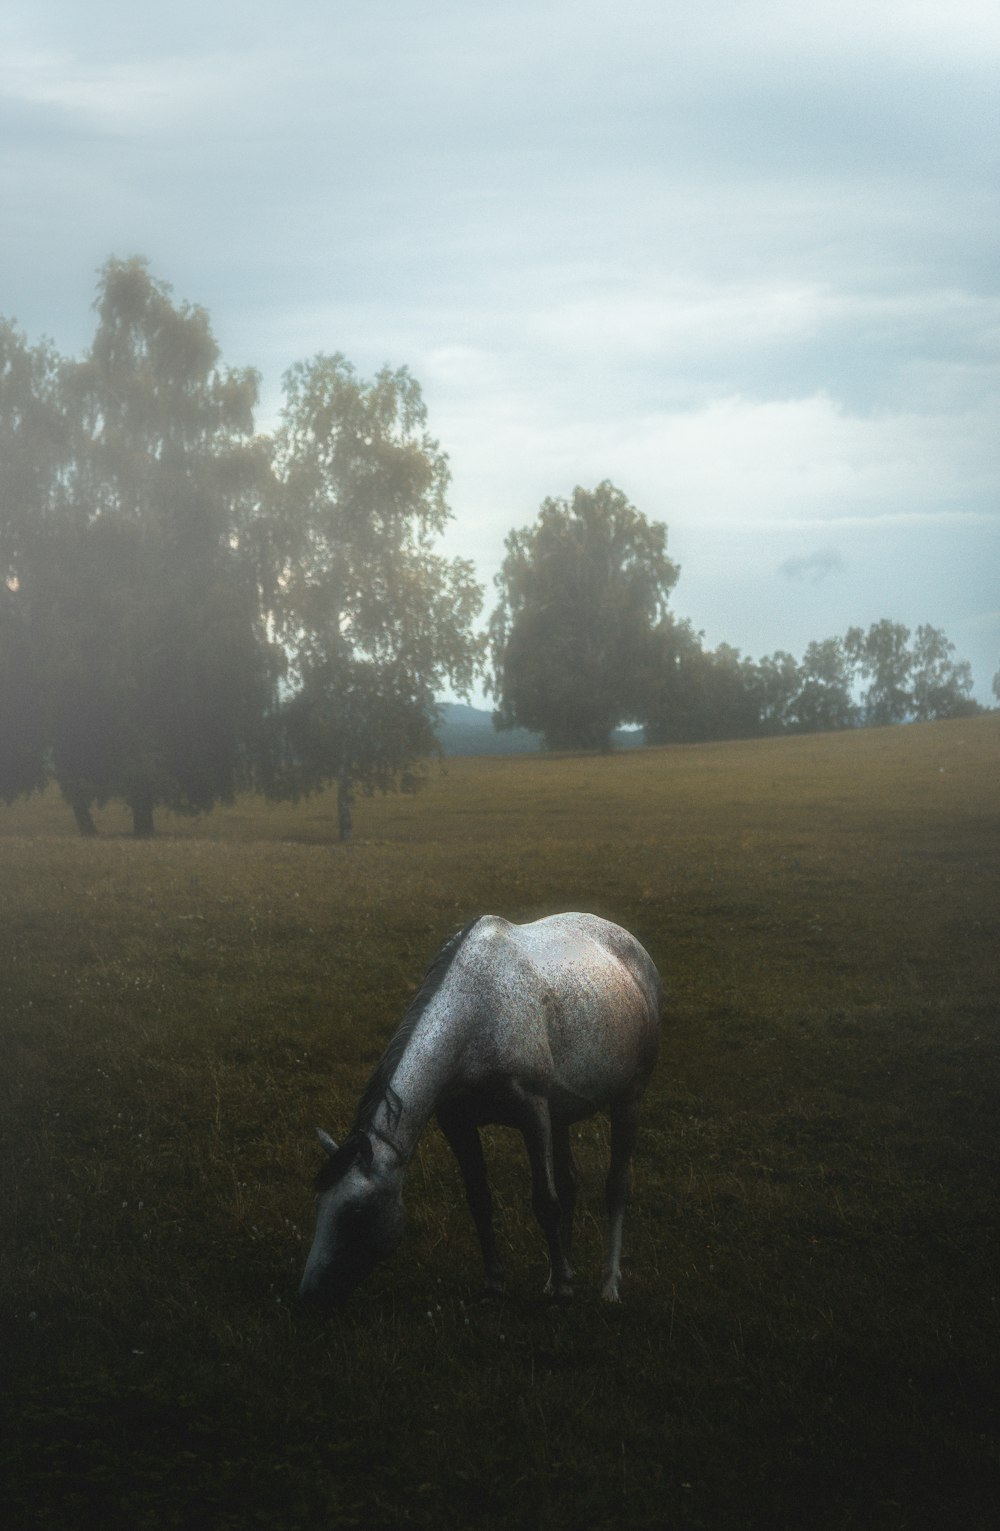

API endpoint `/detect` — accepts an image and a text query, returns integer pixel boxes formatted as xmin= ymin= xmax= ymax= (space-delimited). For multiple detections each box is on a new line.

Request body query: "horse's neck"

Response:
xmin=378 ymin=993 xmax=471 ymax=1160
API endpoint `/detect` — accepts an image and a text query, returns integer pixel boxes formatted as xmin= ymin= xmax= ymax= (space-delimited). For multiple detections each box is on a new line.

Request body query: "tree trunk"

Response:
xmin=130 ymin=787 xmax=155 ymax=839
xmin=337 ymin=771 xmax=353 ymax=843
xmin=68 ymin=791 xmax=98 ymax=838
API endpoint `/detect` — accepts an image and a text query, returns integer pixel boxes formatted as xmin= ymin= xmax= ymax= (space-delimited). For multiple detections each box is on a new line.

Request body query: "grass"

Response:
xmin=2 ymin=716 xmax=998 ymax=1529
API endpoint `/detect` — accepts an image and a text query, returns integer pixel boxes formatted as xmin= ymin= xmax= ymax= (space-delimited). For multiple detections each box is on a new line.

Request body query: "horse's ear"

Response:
xmin=315 ymin=1127 xmax=339 ymax=1157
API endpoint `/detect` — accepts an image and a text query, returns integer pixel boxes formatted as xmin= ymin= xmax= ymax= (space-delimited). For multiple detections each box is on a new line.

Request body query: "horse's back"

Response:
xmin=456 ymin=913 xmax=661 ymax=1116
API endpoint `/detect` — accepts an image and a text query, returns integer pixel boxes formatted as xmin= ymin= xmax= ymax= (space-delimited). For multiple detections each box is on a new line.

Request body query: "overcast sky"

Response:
xmin=2 ymin=0 xmax=998 ymax=701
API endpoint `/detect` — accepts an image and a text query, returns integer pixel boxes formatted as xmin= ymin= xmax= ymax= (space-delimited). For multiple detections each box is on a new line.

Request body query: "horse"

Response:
xmin=298 ymin=912 xmax=662 ymax=1308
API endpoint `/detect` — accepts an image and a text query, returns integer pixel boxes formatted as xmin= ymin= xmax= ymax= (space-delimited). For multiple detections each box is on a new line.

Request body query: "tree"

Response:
xmin=643 ymin=627 xmax=764 ymax=744
xmin=845 ymin=620 xmax=913 ymax=727
xmin=909 ymin=624 xmax=977 ymax=720
xmin=489 ymin=481 xmax=679 ymax=751
xmin=640 ymin=618 xmax=707 ymax=744
xmin=266 ymin=353 xmax=483 ymax=841
xmin=843 ymin=619 xmax=979 ymax=729
xmin=790 ymin=638 xmax=858 ymax=733
xmin=0 ymin=258 xmax=276 ymax=836
xmin=0 ymin=576 xmax=49 ymax=803
xmin=68 ymin=258 xmax=277 ymax=837
xmin=752 ymin=650 xmax=800 ymax=736
xmin=0 ymin=320 xmax=72 ymax=805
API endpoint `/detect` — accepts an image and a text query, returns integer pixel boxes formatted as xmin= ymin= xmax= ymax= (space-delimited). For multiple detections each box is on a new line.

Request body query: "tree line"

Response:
xmin=0 ymin=259 xmax=989 ymax=838
xmin=488 ymin=482 xmax=982 ymax=750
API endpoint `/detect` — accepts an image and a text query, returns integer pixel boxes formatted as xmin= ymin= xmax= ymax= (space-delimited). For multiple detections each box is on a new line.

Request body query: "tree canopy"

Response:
xmin=644 ymin=620 xmax=978 ymax=745
xmin=0 ymin=320 xmax=69 ymax=803
xmin=489 ymin=481 xmax=679 ymax=751
xmin=0 ymin=258 xmax=276 ymax=835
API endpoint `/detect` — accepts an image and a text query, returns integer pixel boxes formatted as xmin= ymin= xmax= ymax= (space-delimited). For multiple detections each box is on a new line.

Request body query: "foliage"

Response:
xmin=844 ymin=618 xmax=916 ymax=726
xmin=644 ymin=623 xmax=760 ymax=745
xmin=645 ymin=619 xmax=976 ymax=745
xmin=751 ymin=648 xmax=801 ymax=736
xmin=0 ymin=578 xmax=48 ymax=802
xmin=909 ymin=623 xmax=978 ymax=721
xmin=0 ymin=322 xmax=73 ymax=573
xmin=0 ymin=320 xmax=74 ymax=803
xmin=489 ymin=481 xmax=679 ymax=751
xmin=791 ymin=636 xmax=858 ymax=733
xmin=0 ymin=259 xmax=276 ymax=836
xmin=838 ymin=619 xmax=974 ymax=727
xmin=265 ymin=354 xmax=483 ymax=838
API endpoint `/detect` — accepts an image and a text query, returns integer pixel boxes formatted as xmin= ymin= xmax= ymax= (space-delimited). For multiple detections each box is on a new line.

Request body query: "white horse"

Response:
xmin=299 ymin=913 xmax=662 ymax=1307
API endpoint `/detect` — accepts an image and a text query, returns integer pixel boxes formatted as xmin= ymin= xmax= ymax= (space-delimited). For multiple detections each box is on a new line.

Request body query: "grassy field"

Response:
xmin=2 ymin=717 xmax=998 ymax=1529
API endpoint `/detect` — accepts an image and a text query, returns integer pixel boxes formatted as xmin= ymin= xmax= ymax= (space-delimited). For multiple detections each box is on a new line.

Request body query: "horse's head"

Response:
xmin=298 ymin=1128 xmax=406 ymax=1309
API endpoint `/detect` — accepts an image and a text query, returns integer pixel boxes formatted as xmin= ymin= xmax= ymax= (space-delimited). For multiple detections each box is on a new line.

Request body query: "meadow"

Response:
xmin=2 ymin=717 xmax=998 ymax=1529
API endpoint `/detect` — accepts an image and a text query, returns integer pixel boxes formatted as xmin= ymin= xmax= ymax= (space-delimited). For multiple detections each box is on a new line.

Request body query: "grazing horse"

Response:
xmin=299 ymin=912 xmax=662 ymax=1308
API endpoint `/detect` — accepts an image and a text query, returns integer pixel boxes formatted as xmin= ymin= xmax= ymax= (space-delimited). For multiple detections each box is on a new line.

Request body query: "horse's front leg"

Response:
xmin=510 ymin=1086 xmax=573 ymax=1300
xmin=603 ymin=1095 xmax=641 ymax=1301
xmin=436 ymin=1104 xmax=505 ymax=1296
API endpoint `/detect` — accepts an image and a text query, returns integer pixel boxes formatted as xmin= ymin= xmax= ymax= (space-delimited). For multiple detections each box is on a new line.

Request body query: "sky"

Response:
xmin=2 ymin=0 xmax=998 ymax=702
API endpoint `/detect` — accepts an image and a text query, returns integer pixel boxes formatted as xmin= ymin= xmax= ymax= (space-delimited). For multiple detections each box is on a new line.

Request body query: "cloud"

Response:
xmin=596 ymin=394 xmax=1000 ymax=530
xmin=0 ymin=0 xmax=996 ymax=700
xmin=0 ymin=48 xmax=249 ymax=131
xmin=779 ymin=549 xmax=846 ymax=583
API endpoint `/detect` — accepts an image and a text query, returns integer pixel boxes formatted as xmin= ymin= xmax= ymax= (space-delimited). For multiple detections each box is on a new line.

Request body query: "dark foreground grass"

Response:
xmin=2 ymin=718 xmax=998 ymax=1529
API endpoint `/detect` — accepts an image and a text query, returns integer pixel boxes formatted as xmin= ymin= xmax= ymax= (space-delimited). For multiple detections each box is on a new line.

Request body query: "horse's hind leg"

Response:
xmin=603 ymin=1095 xmax=641 ymax=1301
xmin=509 ymin=1086 xmax=574 ymax=1299
xmin=436 ymin=1105 xmax=505 ymax=1295
xmin=551 ymin=1121 xmax=578 ymax=1270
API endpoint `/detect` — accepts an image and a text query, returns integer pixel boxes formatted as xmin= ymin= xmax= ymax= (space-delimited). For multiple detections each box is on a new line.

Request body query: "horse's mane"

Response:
xmin=315 ymin=918 xmax=480 ymax=1192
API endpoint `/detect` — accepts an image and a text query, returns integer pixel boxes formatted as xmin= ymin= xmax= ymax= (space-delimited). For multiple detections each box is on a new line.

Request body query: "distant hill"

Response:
xmin=434 ymin=703 xmax=644 ymax=756
xmin=434 ymin=703 xmax=542 ymax=755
